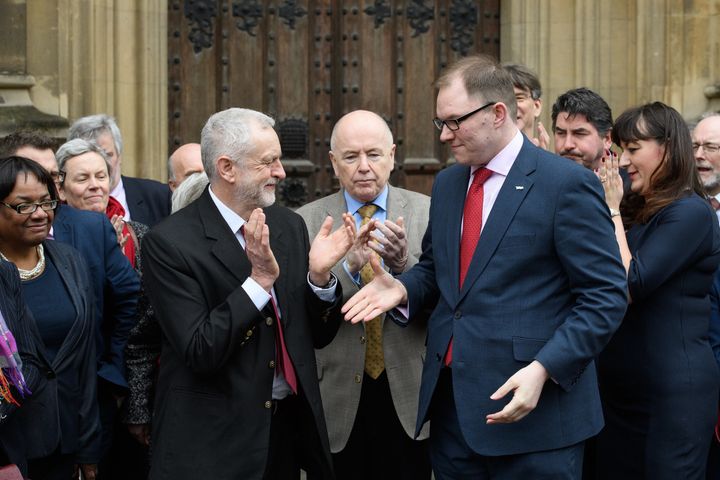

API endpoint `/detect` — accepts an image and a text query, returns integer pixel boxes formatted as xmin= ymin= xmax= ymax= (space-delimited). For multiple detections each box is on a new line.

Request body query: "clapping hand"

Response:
xmin=308 ymin=214 xmax=355 ymax=286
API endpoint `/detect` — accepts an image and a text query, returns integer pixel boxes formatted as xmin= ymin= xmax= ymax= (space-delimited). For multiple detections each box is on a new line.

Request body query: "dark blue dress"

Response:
xmin=597 ymin=193 xmax=720 ymax=479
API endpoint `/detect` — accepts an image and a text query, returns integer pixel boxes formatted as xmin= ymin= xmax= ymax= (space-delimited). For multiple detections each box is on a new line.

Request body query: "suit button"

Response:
xmin=360 ymin=336 xmax=366 ymax=344
xmin=268 ymin=360 xmax=276 ymax=369
xmin=264 ymin=400 xmax=272 ymax=409
xmin=354 ymin=374 xmax=362 ymax=383
xmin=45 ymin=369 xmax=56 ymax=379
xmin=454 ymin=311 xmax=462 ymax=319
xmin=246 ymin=329 xmax=253 ymax=337
xmin=265 ymin=316 xmax=274 ymax=326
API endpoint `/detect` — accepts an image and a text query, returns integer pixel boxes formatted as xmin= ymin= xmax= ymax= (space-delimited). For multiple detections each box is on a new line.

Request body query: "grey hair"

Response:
xmin=56 ymin=138 xmax=113 ymax=179
xmin=171 ymin=171 xmax=209 ymax=213
xmin=200 ymin=108 xmax=275 ymax=181
xmin=68 ymin=114 xmax=123 ymax=157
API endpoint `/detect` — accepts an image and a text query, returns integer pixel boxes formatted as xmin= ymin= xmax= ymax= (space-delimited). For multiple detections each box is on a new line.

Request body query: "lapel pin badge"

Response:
xmin=515 ymin=185 xmax=524 ymax=190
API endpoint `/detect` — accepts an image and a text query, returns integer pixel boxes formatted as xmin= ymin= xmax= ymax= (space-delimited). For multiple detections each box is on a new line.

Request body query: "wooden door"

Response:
xmin=169 ymin=0 xmax=500 ymax=206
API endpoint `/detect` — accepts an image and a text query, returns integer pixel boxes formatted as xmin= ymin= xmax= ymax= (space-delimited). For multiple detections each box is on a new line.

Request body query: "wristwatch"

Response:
xmin=609 ymin=208 xmax=621 ymax=218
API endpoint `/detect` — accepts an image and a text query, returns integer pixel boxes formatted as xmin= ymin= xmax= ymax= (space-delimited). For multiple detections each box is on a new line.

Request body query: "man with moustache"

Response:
xmin=551 ymin=88 xmax=613 ymax=171
xmin=342 ymin=55 xmax=627 ymax=479
xmin=142 ymin=108 xmax=354 ymax=479
xmin=297 ymin=110 xmax=431 ymax=479
xmin=694 ymin=114 xmax=720 ymax=223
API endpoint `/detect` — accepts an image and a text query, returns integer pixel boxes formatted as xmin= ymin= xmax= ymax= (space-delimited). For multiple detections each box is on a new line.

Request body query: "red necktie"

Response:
xmin=444 ymin=167 xmax=493 ymax=367
xmin=710 ymin=197 xmax=720 ymax=211
xmin=240 ymin=226 xmax=297 ymax=393
xmin=269 ymin=297 xmax=297 ymax=394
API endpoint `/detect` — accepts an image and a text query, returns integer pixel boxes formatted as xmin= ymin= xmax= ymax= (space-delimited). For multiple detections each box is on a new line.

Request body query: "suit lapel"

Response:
xmin=266 ymin=212 xmax=290 ymax=325
xmin=458 ymin=144 xmax=537 ymax=302
xmin=385 ymin=185 xmax=407 ymax=224
xmin=447 ymin=168 xmax=472 ymax=303
xmin=53 ymin=206 xmax=74 ymax=240
xmin=45 ymin=243 xmax=86 ymax=368
xmin=198 ymin=191 xmax=252 ymax=284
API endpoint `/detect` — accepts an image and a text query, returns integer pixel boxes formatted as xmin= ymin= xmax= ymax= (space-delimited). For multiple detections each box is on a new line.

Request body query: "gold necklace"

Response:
xmin=0 ymin=244 xmax=46 ymax=281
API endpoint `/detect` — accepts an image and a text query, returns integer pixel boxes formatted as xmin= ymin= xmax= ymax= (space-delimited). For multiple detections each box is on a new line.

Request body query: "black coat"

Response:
xmin=142 ymin=188 xmax=342 ymax=479
xmin=0 ymin=260 xmax=47 ymax=474
xmin=12 ymin=241 xmax=101 ymax=464
xmin=122 ymin=175 xmax=171 ymax=227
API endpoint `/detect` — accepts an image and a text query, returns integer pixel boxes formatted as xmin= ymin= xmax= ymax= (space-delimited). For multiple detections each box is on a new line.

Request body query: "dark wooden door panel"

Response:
xmin=169 ymin=0 xmax=500 ymax=207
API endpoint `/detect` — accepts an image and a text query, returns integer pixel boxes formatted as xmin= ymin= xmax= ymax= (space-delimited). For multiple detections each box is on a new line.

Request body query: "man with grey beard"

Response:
xmin=694 ymin=114 xmax=720 ymax=224
xmin=141 ymin=107 xmax=354 ymax=479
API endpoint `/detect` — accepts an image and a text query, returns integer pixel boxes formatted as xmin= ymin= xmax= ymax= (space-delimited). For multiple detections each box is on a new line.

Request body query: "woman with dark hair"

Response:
xmin=596 ymin=102 xmax=720 ymax=478
xmin=0 ymin=157 xmax=99 ymax=479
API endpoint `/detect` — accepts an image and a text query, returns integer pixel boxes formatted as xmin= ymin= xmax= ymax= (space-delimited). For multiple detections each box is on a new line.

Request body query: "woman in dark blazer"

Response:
xmin=0 ymin=259 xmax=47 ymax=475
xmin=0 ymin=157 xmax=100 ymax=480
xmin=596 ymin=102 xmax=720 ymax=479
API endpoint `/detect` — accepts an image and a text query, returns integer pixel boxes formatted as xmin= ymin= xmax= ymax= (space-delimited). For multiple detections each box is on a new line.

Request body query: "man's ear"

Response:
xmin=493 ymin=102 xmax=510 ymax=127
xmin=329 ymin=151 xmax=340 ymax=177
xmin=216 ymin=156 xmax=236 ymax=183
xmin=389 ymin=144 xmax=396 ymax=171
xmin=533 ymin=98 xmax=543 ymax=118
xmin=602 ymin=130 xmax=612 ymax=150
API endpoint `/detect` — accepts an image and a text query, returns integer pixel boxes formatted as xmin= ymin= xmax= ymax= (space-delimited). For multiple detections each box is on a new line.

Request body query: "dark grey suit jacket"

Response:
xmin=142 ymin=188 xmax=342 ymax=479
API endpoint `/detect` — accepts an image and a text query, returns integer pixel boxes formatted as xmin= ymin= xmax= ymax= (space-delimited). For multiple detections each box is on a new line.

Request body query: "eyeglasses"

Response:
xmin=433 ymin=101 xmax=497 ymax=131
xmin=693 ymin=143 xmax=720 ymax=154
xmin=50 ymin=171 xmax=65 ymax=183
xmin=1 ymin=200 xmax=58 ymax=215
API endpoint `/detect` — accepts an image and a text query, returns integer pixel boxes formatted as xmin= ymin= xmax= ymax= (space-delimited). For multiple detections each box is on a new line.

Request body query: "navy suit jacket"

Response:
xmin=53 ymin=204 xmax=140 ymax=388
xmin=398 ymin=137 xmax=628 ymax=456
xmin=19 ymin=241 xmax=101 ymax=463
xmin=122 ymin=175 xmax=171 ymax=227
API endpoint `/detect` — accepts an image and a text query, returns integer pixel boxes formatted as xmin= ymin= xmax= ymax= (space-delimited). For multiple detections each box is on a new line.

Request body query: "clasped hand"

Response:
xmin=246 ymin=209 xmax=355 ymax=291
xmin=346 ymin=217 xmax=409 ymax=274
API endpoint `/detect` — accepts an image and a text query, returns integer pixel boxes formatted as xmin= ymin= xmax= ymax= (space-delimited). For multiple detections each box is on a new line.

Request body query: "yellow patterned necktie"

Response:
xmin=357 ymin=204 xmax=385 ymax=379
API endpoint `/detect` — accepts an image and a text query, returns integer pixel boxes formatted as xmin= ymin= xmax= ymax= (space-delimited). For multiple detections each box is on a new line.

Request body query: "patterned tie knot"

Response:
xmin=472 ymin=167 xmax=493 ymax=188
xmin=358 ymin=204 xmax=378 ymax=220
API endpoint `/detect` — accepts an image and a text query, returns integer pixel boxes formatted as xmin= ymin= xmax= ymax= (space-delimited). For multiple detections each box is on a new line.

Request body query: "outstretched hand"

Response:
xmin=309 ymin=213 xmax=354 ymax=286
xmin=486 ymin=360 xmax=549 ymax=424
xmin=341 ymin=254 xmax=407 ymax=323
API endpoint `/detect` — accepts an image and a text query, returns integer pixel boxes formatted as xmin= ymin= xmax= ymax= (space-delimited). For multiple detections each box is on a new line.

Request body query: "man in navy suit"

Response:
xmin=343 ymin=55 xmax=628 ymax=478
xmin=69 ymin=114 xmax=171 ymax=227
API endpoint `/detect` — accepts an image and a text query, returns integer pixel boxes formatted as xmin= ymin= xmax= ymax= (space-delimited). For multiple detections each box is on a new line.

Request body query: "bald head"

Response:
xmin=168 ymin=143 xmax=203 ymax=191
xmin=329 ymin=110 xmax=395 ymax=203
xmin=330 ymin=110 xmax=393 ymax=152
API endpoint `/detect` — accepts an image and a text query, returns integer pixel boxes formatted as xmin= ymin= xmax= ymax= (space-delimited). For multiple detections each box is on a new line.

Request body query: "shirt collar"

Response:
xmin=343 ymin=184 xmax=389 ymax=215
xmin=208 ymin=185 xmax=246 ymax=234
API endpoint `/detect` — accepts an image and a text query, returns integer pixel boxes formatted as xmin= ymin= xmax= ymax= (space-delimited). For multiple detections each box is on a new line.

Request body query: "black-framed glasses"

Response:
xmin=433 ymin=101 xmax=497 ymax=131
xmin=1 ymin=200 xmax=58 ymax=215
xmin=693 ymin=143 xmax=720 ymax=154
